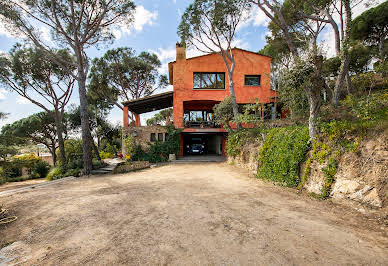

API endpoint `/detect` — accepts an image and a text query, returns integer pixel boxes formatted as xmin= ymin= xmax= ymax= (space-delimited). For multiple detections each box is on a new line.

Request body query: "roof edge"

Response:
xmin=168 ymin=47 xmax=272 ymax=65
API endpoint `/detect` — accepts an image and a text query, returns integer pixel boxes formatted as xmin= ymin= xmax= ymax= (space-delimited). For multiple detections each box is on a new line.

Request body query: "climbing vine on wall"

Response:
xmin=257 ymin=126 xmax=310 ymax=187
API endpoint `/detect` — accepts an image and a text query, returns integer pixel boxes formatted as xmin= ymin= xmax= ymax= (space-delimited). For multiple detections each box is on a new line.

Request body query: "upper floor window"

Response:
xmin=193 ymin=72 xmax=225 ymax=90
xmin=245 ymin=75 xmax=261 ymax=86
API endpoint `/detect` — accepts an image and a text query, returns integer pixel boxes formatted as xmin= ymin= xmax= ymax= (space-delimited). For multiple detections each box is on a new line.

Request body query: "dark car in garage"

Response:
xmin=187 ymin=143 xmax=205 ymax=155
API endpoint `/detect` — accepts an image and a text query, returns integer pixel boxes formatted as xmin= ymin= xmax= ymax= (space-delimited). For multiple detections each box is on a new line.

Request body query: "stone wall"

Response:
xmin=229 ymin=131 xmax=388 ymax=208
xmin=122 ymin=125 xmax=168 ymax=155
xmin=113 ymin=161 xmax=151 ymax=174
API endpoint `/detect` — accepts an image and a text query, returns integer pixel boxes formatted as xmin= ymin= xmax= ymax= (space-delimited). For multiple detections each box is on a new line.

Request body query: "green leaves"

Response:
xmin=88 ymin=47 xmax=167 ymax=107
xmin=257 ymin=126 xmax=310 ymax=187
xmin=178 ymin=0 xmax=250 ymax=51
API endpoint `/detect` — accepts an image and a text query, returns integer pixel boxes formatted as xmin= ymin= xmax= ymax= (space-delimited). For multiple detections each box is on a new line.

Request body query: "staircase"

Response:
xmin=91 ymin=158 xmax=124 ymax=175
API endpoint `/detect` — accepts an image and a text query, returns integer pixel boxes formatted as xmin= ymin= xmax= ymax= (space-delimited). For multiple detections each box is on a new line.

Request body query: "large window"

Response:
xmin=193 ymin=72 xmax=225 ymax=89
xmin=244 ymin=75 xmax=261 ymax=86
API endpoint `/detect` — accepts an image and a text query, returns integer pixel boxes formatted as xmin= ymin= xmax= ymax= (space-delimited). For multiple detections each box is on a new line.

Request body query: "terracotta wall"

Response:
xmin=171 ymin=47 xmax=277 ymax=128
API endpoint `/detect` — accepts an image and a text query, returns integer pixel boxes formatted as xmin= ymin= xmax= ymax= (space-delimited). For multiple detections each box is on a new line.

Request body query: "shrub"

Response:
xmin=99 ymin=150 xmax=114 ymax=159
xmin=59 ymin=139 xmax=83 ymax=168
xmin=64 ymin=168 xmax=81 ymax=177
xmin=46 ymin=167 xmax=64 ymax=181
xmin=124 ymin=135 xmax=135 ymax=158
xmin=32 ymin=161 xmax=51 ymax=178
xmin=0 ymin=167 xmax=5 ymax=185
xmin=131 ymin=127 xmax=181 ymax=163
xmin=92 ymin=159 xmax=105 ymax=169
xmin=257 ymin=126 xmax=310 ymax=187
xmin=226 ymin=128 xmax=264 ymax=158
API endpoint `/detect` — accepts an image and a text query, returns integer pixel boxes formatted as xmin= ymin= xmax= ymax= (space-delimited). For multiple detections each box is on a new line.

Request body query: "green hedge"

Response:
xmin=257 ymin=126 xmax=310 ymax=187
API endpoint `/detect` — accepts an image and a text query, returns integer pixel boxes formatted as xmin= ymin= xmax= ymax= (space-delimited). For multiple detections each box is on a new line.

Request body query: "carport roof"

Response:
xmin=122 ymin=91 xmax=173 ymax=114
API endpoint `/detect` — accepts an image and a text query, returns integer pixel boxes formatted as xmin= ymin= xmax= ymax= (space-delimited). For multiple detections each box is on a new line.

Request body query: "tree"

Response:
xmin=66 ymin=105 xmax=102 ymax=161
xmin=0 ymin=112 xmax=23 ymax=160
xmin=0 ymin=45 xmax=74 ymax=167
xmin=0 ymin=0 xmax=136 ymax=174
xmin=351 ymin=1 xmax=388 ymax=61
xmin=1 ymin=112 xmax=60 ymax=165
xmin=0 ymin=112 xmax=8 ymax=120
xmin=178 ymin=0 xmax=251 ymax=127
xmin=286 ymin=0 xmax=356 ymax=103
xmin=252 ymin=0 xmax=328 ymax=139
xmin=88 ymin=48 xmax=168 ymax=113
xmin=213 ymin=96 xmax=234 ymax=132
xmin=146 ymin=108 xmax=173 ymax=126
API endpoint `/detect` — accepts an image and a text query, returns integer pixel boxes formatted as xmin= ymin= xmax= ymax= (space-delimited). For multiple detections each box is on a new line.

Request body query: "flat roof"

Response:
xmin=122 ymin=91 xmax=173 ymax=114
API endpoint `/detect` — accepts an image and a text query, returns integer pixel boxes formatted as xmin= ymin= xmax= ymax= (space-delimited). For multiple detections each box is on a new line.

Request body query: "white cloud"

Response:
xmin=236 ymin=5 xmax=269 ymax=32
xmin=152 ymin=47 xmax=176 ymax=62
xmin=16 ymin=96 xmax=31 ymax=105
xmin=40 ymin=26 xmax=51 ymax=42
xmin=0 ymin=89 xmax=7 ymax=100
xmin=0 ymin=21 xmax=13 ymax=38
xmin=133 ymin=6 xmax=158 ymax=32
xmin=115 ymin=5 xmax=158 ymax=39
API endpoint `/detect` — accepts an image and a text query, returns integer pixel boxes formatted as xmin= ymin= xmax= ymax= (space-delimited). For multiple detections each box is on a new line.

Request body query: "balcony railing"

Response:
xmin=184 ymin=121 xmax=220 ymax=128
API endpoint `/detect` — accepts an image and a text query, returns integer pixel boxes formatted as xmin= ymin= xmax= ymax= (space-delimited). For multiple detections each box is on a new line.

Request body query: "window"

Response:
xmin=245 ymin=75 xmax=261 ymax=86
xmin=165 ymin=133 xmax=169 ymax=141
xmin=158 ymin=133 xmax=164 ymax=141
xmin=150 ymin=133 xmax=156 ymax=142
xmin=193 ymin=72 xmax=225 ymax=89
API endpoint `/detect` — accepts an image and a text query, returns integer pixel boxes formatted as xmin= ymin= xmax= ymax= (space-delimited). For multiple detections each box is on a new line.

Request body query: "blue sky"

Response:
xmin=0 ymin=0 xmax=380 ymax=129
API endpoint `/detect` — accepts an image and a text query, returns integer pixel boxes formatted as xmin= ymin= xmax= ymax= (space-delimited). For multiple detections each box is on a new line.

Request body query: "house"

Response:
xmin=122 ymin=43 xmax=280 ymax=157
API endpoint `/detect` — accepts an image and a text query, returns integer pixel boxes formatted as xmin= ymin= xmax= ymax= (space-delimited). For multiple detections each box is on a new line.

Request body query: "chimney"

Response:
xmin=176 ymin=42 xmax=186 ymax=62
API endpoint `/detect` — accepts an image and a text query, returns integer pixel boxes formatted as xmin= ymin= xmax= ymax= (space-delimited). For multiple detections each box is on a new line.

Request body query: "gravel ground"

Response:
xmin=0 ymin=163 xmax=387 ymax=265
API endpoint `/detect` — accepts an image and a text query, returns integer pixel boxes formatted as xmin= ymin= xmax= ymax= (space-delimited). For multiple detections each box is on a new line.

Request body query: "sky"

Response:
xmin=0 ymin=0 xmax=382 ymax=129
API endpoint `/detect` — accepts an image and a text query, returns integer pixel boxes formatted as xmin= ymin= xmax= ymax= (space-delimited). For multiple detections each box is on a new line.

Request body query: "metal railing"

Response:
xmin=184 ymin=121 xmax=220 ymax=128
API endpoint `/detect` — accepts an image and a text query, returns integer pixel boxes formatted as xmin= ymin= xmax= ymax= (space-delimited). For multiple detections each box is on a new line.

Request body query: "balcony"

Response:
xmin=184 ymin=120 xmax=220 ymax=128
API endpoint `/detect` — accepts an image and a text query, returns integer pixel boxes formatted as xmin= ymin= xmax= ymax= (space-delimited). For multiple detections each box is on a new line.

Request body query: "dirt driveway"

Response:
xmin=0 ymin=163 xmax=387 ymax=265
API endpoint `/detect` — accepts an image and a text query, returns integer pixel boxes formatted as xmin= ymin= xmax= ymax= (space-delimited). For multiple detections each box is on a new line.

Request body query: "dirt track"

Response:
xmin=0 ymin=163 xmax=387 ymax=265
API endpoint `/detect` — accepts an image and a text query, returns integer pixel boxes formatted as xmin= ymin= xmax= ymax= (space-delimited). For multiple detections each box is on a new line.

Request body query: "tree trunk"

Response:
xmin=51 ymin=144 xmax=57 ymax=166
xmin=90 ymin=135 xmax=101 ymax=161
xmin=379 ymin=35 xmax=385 ymax=60
xmin=228 ymin=75 xmax=240 ymax=129
xmin=75 ymin=46 xmax=93 ymax=175
xmin=220 ymin=50 xmax=240 ymax=129
xmin=307 ymin=56 xmax=324 ymax=140
xmin=334 ymin=0 xmax=351 ymax=106
xmin=334 ymin=48 xmax=350 ymax=105
xmin=54 ymin=111 xmax=67 ymax=168
xmin=307 ymin=91 xmax=321 ymax=140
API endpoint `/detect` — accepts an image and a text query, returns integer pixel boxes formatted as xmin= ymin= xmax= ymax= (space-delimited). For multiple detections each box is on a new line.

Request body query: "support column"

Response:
xmin=123 ymin=106 xmax=129 ymax=127
xmin=134 ymin=113 xmax=141 ymax=127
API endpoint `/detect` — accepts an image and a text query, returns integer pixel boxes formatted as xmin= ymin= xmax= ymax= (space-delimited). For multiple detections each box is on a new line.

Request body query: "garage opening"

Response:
xmin=183 ymin=133 xmax=224 ymax=156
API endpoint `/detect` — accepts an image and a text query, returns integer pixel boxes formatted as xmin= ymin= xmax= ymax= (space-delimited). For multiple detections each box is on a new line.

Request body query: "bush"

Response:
xmin=226 ymin=128 xmax=264 ymax=158
xmin=131 ymin=127 xmax=182 ymax=163
xmin=46 ymin=167 xmax=64 ymax=181
xmin=0 ymin=167 xmax=5 ymax=185
xmin=64 ymin=168 xmax=81 ymax=177
xmin=99 ymin=150 xmax=114 ymax=159
xmin=59 ymin=139 xmax=83 ymax=168
xmin=32 ymin=161 xmax=51 ymax=178
xmin=257 ymin=126 xmax=310 ymax=187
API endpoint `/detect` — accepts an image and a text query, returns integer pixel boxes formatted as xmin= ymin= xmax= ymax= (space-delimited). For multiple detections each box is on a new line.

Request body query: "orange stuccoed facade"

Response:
xmin=169 ymin=44 xmax=277 ymax=129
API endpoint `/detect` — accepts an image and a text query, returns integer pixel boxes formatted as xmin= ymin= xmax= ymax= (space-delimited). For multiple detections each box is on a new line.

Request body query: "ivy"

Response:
xmin=257 ymin=126 xmax=310 ymax=187
xmin=131 ymin=127 xmax=181 ymax=163
xmin=225 ymin=128 xmax=265 ymax=158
